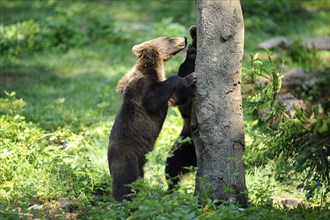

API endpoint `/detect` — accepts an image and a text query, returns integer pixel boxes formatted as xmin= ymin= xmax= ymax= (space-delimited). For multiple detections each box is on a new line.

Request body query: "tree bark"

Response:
xmin=192 ymin=0 xmax=248 ymax=206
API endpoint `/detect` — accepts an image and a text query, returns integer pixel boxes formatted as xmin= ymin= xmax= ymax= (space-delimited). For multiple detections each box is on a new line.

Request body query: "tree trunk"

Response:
xmin=191 ymin=0 xmax=248 ymax=206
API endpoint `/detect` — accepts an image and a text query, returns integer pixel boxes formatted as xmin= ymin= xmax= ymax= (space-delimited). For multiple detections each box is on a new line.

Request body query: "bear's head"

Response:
xmin=132 ymin=37 xmax=187 ymax=61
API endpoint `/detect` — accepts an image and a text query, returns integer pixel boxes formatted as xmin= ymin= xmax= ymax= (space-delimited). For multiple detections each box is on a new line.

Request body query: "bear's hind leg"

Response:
xmin=110 ymin=157 xmax=139 ymax=201
xmin=165 ymin=141 xmax=196 ymax=190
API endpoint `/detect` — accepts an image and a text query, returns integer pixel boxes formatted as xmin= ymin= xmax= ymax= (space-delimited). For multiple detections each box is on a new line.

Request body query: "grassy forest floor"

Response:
xmin=1 ymin=0 xmax=329 ymax=219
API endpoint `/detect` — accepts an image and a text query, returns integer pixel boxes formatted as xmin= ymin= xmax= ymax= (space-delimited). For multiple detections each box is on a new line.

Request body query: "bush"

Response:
xmin=287 ymin=40 xmax=322 ymax=72
xmin=242 ymin=0 xmax=310 ymax=35
xmin=243 ymin=51 xmax=330 ymax=203
xmin=0 ymin=4 xmax=120 ymax=57
xmin=0 ymin=94 xmax=108 ymax=208
xmin=1 ymin=2 xmax=187 ymax=58
xmin=0 ymin=20 xmax=43 ymax=56
xmin=242 ymin=0 xmax=303 ymax=20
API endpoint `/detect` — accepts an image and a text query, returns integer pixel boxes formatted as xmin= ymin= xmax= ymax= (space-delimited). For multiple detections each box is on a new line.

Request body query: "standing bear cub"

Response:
xmin=108 ymin=36 xmax=196 ymax=201
xmin=166 ymin=26 xmax=197 ymax=190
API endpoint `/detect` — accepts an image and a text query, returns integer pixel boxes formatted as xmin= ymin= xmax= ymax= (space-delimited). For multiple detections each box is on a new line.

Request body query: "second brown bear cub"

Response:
xmin=108 ymin=37 xmax=196 ymax=201
xmin=166 ymin=27 xmax=197 ymax=190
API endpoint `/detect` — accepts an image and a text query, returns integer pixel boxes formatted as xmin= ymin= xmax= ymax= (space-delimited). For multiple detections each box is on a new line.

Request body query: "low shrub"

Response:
xmin=0 ymin=94 xmax=108 ymax=208
xmin=243 ymin=51 xmax=330 ymax=204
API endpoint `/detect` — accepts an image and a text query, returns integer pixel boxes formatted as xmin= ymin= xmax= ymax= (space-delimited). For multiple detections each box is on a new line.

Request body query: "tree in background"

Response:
xmin=192 ymin=0 xmax=248 ymax=206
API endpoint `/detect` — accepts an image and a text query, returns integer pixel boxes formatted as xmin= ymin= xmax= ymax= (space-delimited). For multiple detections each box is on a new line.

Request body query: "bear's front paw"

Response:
xmin=184 ymin=72 xmax=196 ymax=87
xmin=189 ymin=26 xmax=197 ymax=47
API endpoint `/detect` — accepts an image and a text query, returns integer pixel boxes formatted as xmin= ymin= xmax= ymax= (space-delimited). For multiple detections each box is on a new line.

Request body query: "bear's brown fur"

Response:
xmin=108 ymin=37 xmax=196 ymax=201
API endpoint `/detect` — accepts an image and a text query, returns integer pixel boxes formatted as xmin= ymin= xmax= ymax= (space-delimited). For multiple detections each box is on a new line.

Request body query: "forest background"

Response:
xmin=0 ymin=0 xmax=329 ymax=219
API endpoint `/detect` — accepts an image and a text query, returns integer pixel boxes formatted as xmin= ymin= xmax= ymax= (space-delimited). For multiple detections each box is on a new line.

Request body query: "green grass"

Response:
xmin=0 ymin=44 xmax=131 ymax=131
xmin=1 ymin=0 xmax=329 ymax=219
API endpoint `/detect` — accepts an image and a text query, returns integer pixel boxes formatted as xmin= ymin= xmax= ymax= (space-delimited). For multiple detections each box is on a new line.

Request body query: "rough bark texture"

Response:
xmin=192 ymin=0 xmax=248 ymax=206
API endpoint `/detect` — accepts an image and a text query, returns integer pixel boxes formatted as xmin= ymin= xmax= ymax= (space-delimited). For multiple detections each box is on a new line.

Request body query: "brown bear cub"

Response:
xmin=165 ymin=26 xmax=197 ymax=190
xmin=108 ymin=36 xmax=196 ymax=201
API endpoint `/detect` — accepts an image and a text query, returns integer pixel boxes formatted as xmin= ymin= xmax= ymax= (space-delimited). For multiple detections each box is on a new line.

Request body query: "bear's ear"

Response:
xmin=132 ymin=44 xmax=143 ymax=57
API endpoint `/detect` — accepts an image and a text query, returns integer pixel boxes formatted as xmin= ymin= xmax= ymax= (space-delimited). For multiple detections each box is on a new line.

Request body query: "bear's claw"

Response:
xmin=184 ymin=72 xmax=196 ymax=87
